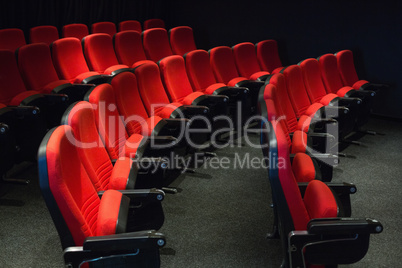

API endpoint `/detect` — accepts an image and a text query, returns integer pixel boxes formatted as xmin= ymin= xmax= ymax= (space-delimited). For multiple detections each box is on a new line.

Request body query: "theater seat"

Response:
xmin=142 ymin=28 xmax=173 ymax=62
xmin=0 ymin=28 xmax=26 ymax=51
xmin=209 ymin=46 xmax=265 ymax=114
xmin=52 ymin=37 xmax=106 ymax=84
xmin=119 ymin=20 xmax=142 ymax=32
xmin=143 ymin=18 xmax=165 ymax=30
xmin=255 ymin=40 xmax=284 ymax=74
xmin=38 ymin=125 xmax=166 ymax=267
xmin=335 ymin=49 xmax=387 ymax=92
xmin=62 ymin=23 xmax=89 ymax=40
xmin=82 ymin=33 xmax=130 ymax=75
xmin=91 ymin=21 xmax=116 ymax=37
xmin=169 ymin=26 xmax=197 ymax=56
xmin=114 ymin=30 xmax=154 ymax=68
xmin=30 ymin=25 xmax=59 ymax=45
xmin=265 ymin=120 xmax=382 ymax=267
xmin=232 ymin=42 xmax=270 ymax=81
xmin=17 ymin=43 xmax=93 ymax=104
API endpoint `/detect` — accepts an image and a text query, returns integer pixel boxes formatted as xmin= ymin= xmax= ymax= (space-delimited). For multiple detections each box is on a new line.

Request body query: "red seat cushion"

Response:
xmin=303 ymin=180 xmax=338 ymax=219
xmin=110 ymin=158 xmax=134 ymax=190
xmin=97 ymin=189 xmax=124 ymax=236
xmin=292 ymin=153 xmax=316 ymax=182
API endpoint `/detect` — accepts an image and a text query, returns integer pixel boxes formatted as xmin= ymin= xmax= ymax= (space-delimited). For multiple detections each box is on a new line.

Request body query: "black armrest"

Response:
xmin=298 ymin=182 xmax=355 ymax=196
xmin=98 ymin=188 xmax=165 ymax=203
xmin=323 ymin=105 xmax=349 ymax=117
xmin=361 ymin=83 xmax=389 ymax=91
xmin=235 ymin=80 xmax=265 ymax=91
xmin=199 ymin=94 xmax=229 ymax=104
xmin=53 ymin=83 xmax=95 ymax=102
xmin=347 ymin=89 xmax=376 ymax=98
xmin=337 ymin=97 xmax=362 ymax=106
xmin=147 ymin=135 xmax=177 ymax=145
xmin=82 ymin=74 xmax=112 ymax=85
xmin=64 ymin=230 xmax=165 ymax=268
xmin=309 ymin=117 xmax=338 ymax=133
xmin=8 ymin=105 xmax=40 ymax=117
xmin=42 ymin=93 xmax=69 ymax=103
xmin=213 ymin=86 xmax=249 ymax=98
xmin=175 ymin=105 xmax=209 ymax=117
xmin=163 ymin=118 xmax=190 ymax=126
xmin=307 ymin=217 xmax=383 ymax=235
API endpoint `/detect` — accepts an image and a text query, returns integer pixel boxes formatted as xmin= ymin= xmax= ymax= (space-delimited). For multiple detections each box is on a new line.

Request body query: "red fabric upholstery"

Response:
xmin=292 ymin=153 xmax=316 ymax=182
xmin=87 ymin=83 xmax=148 ymax=159
xmin=65 ymin=101 xmax=117 ymax=190
xmin=232 ymin=42 xmax=270 ymax=80
xmin=91 ymin=21 xmax=116 ymax=37
xmin=299 ymin=58 xmax=338 ymax=104
xmin=281 ymin=65 xmax=324 ymax=118
xmin=209 ymin=46 xmax=246 ymax=85
xmin=97 ymin=189 xmax=124 ymax=236
xmin=185 ymin=49 xmax=222 ymax=92
xmin=274 ymin=122 xmax=310 ymax=231
xmin=143 ymin=19 xmax=165 ymax=30
xmin=134 ymin=62 xmax=184 ymax=118
xmin=290 ymin=130 xmax=308 ymax=154
xmin=303 ymin=180 xmax=338 ymax=219
xmin=318 ymin=54 xmax=354 ymax=97
xmin=142 ymin=28 xmax=173 ymax=62
xmin=17 ymin=43 xmax=70 ymax=93
xmin=29 ymin=25 xmax=59 ymax=45
xmin=82 ymin=33 xmax=129 ymax=74
xmin=110 ymin=71 xmax=165 ymax=136
xmin=159 ymin=55 xmax=205 ymax=104
xmin=0 ymin=50 xmax=40 ymax=105
xmin=46 ymin=125 xmax=104 ymax=245
xmin=109 ymin=158 xmax=133 ymax=189
xmin=62 ymin=23 xmax=89 ymax=40
xmin=336 ymin=50 xmax=369 ymax=90
xmin=0 ymin=28 xmax=26 ymax=51
xmin=119 ymin=20 xmax=142 ymax=32
xmin=114 ymin=31 xmax=153 ymax=67
xmin=52 ymin=38 xmax=100 ymax=83
xmin=169 ymin=26 xmax=197 ymax=56
xmin=256 ymin=40 xmax=283 ymax=73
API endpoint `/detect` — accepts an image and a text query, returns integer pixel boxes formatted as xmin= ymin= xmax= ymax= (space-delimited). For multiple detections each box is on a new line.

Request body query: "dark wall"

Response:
xmin=1 ymin=0 xmax=401 ymax=118
xmin=166 ymin=0 xmax=402 ymax=119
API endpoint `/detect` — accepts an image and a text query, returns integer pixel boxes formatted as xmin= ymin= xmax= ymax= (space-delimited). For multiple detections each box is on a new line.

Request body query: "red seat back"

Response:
xmin=159 ymin=55 xmax=195 ymax=102
xmin=209 ymin=46 xmax=241 ymax=84
xmin=299 ymin=58 xmax=329 ymax=103
xmin=142 ymin=28 xmax=173 ymax=62
xmin=91 ymin=21 xmax=116 ymax=37
xmin=134 ymin=62 xmax=173 ymax=115
xmin=256 ymin=40 xmax=282 ymax=73
xmin=185 ymin=49 xmax=218 ymax=91
xmin=51 ymin=37 xmax=92 ymax=81
xmin=232 ymin=42 xmax=262 ymax=79
xmin=86 ymin=83 xmax=130 ymax=160
xmin=119 ymin=20 xmax=142 ymax=32
xmin=62 ymin=23 xmax=89 ymax=40
xmin=0 ymin=28 xmax=26 ymax=51
xmin=143 ymin=19 xmax=165 ymax=30
xmin=318 ymin=54 xmax=345 ymax=94
xmin=281 ymin=65 xmax=313 ymax=117
xmin=114 ymin=30 xmax=149 ymax=66
xmin=0 ymin=50 xmax=29 ymax=105
xmin=30 ymin=25 xmax=59 ymax=45
xmin=169 ymin=26 xmax=197 ymax=56
xmin=335 ymin=50 xmax=359 ymax=86
xmin=17 ymin=43 xmax=60 ymax=92
xmin=110 ymin=72 xmax=150 ymax=135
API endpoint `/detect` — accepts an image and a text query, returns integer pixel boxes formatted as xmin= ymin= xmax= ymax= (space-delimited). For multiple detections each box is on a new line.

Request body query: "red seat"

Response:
xmin=30 ymin=25 xmax=59 ymax=45
xmin=255 ymin=39 xmax=284 ymax=73
xmin=142 ymin=28 xmax=173 ymax=62
xmin=336 ymin=49 xmax=386 ymax=92
xmin=62 ymin=23 xmax=89 ymax=40
xmin=232 ymin=42 xmax=270 ymax=81
xmin=91 ymin=21 xmax=116 ymax=37
xmin=114 ymin=30 xmax=153 ymax=68
xmin=143 ymin=18 xmax=165 ymax=30
xmin=82 ymin=33 xmax=130 ymax=75
xmin=51 ymin=37 xmax=104 ymax=84
xmin=119 ymin=20 xmax=142 ymax=32
xmin=209 ymin=46 xmax=264 ymax=114
xmin=17 ymin=43 xmax=71 ymax=94
xmin=169 ymin=26 xmax=197 ymax=56
xmin=38 ymin=125 xmax=166 ymax=267
xmin=0 ymin=28 xmax=26 ymax=51
xmin=265 ymin=120 xmax=382 ymax=267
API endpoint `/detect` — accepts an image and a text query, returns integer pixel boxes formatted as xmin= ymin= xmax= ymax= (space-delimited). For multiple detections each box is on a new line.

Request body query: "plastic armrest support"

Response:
xmin=307 ymin=217 xmax=383 ymax=235
xmin=98 ymin=188 xmax=165 ymax=203
xmin=180 ymin=105 xmax=209 ymax=116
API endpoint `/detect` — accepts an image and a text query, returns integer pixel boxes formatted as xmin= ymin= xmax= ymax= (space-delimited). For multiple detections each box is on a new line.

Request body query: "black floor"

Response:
xmin=0 ymin=116 xmax=401 ymax=267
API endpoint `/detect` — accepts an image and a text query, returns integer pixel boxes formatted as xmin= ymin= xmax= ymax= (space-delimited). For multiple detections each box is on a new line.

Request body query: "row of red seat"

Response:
xmin=0 ymin=18 xmax=165 ymax=50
